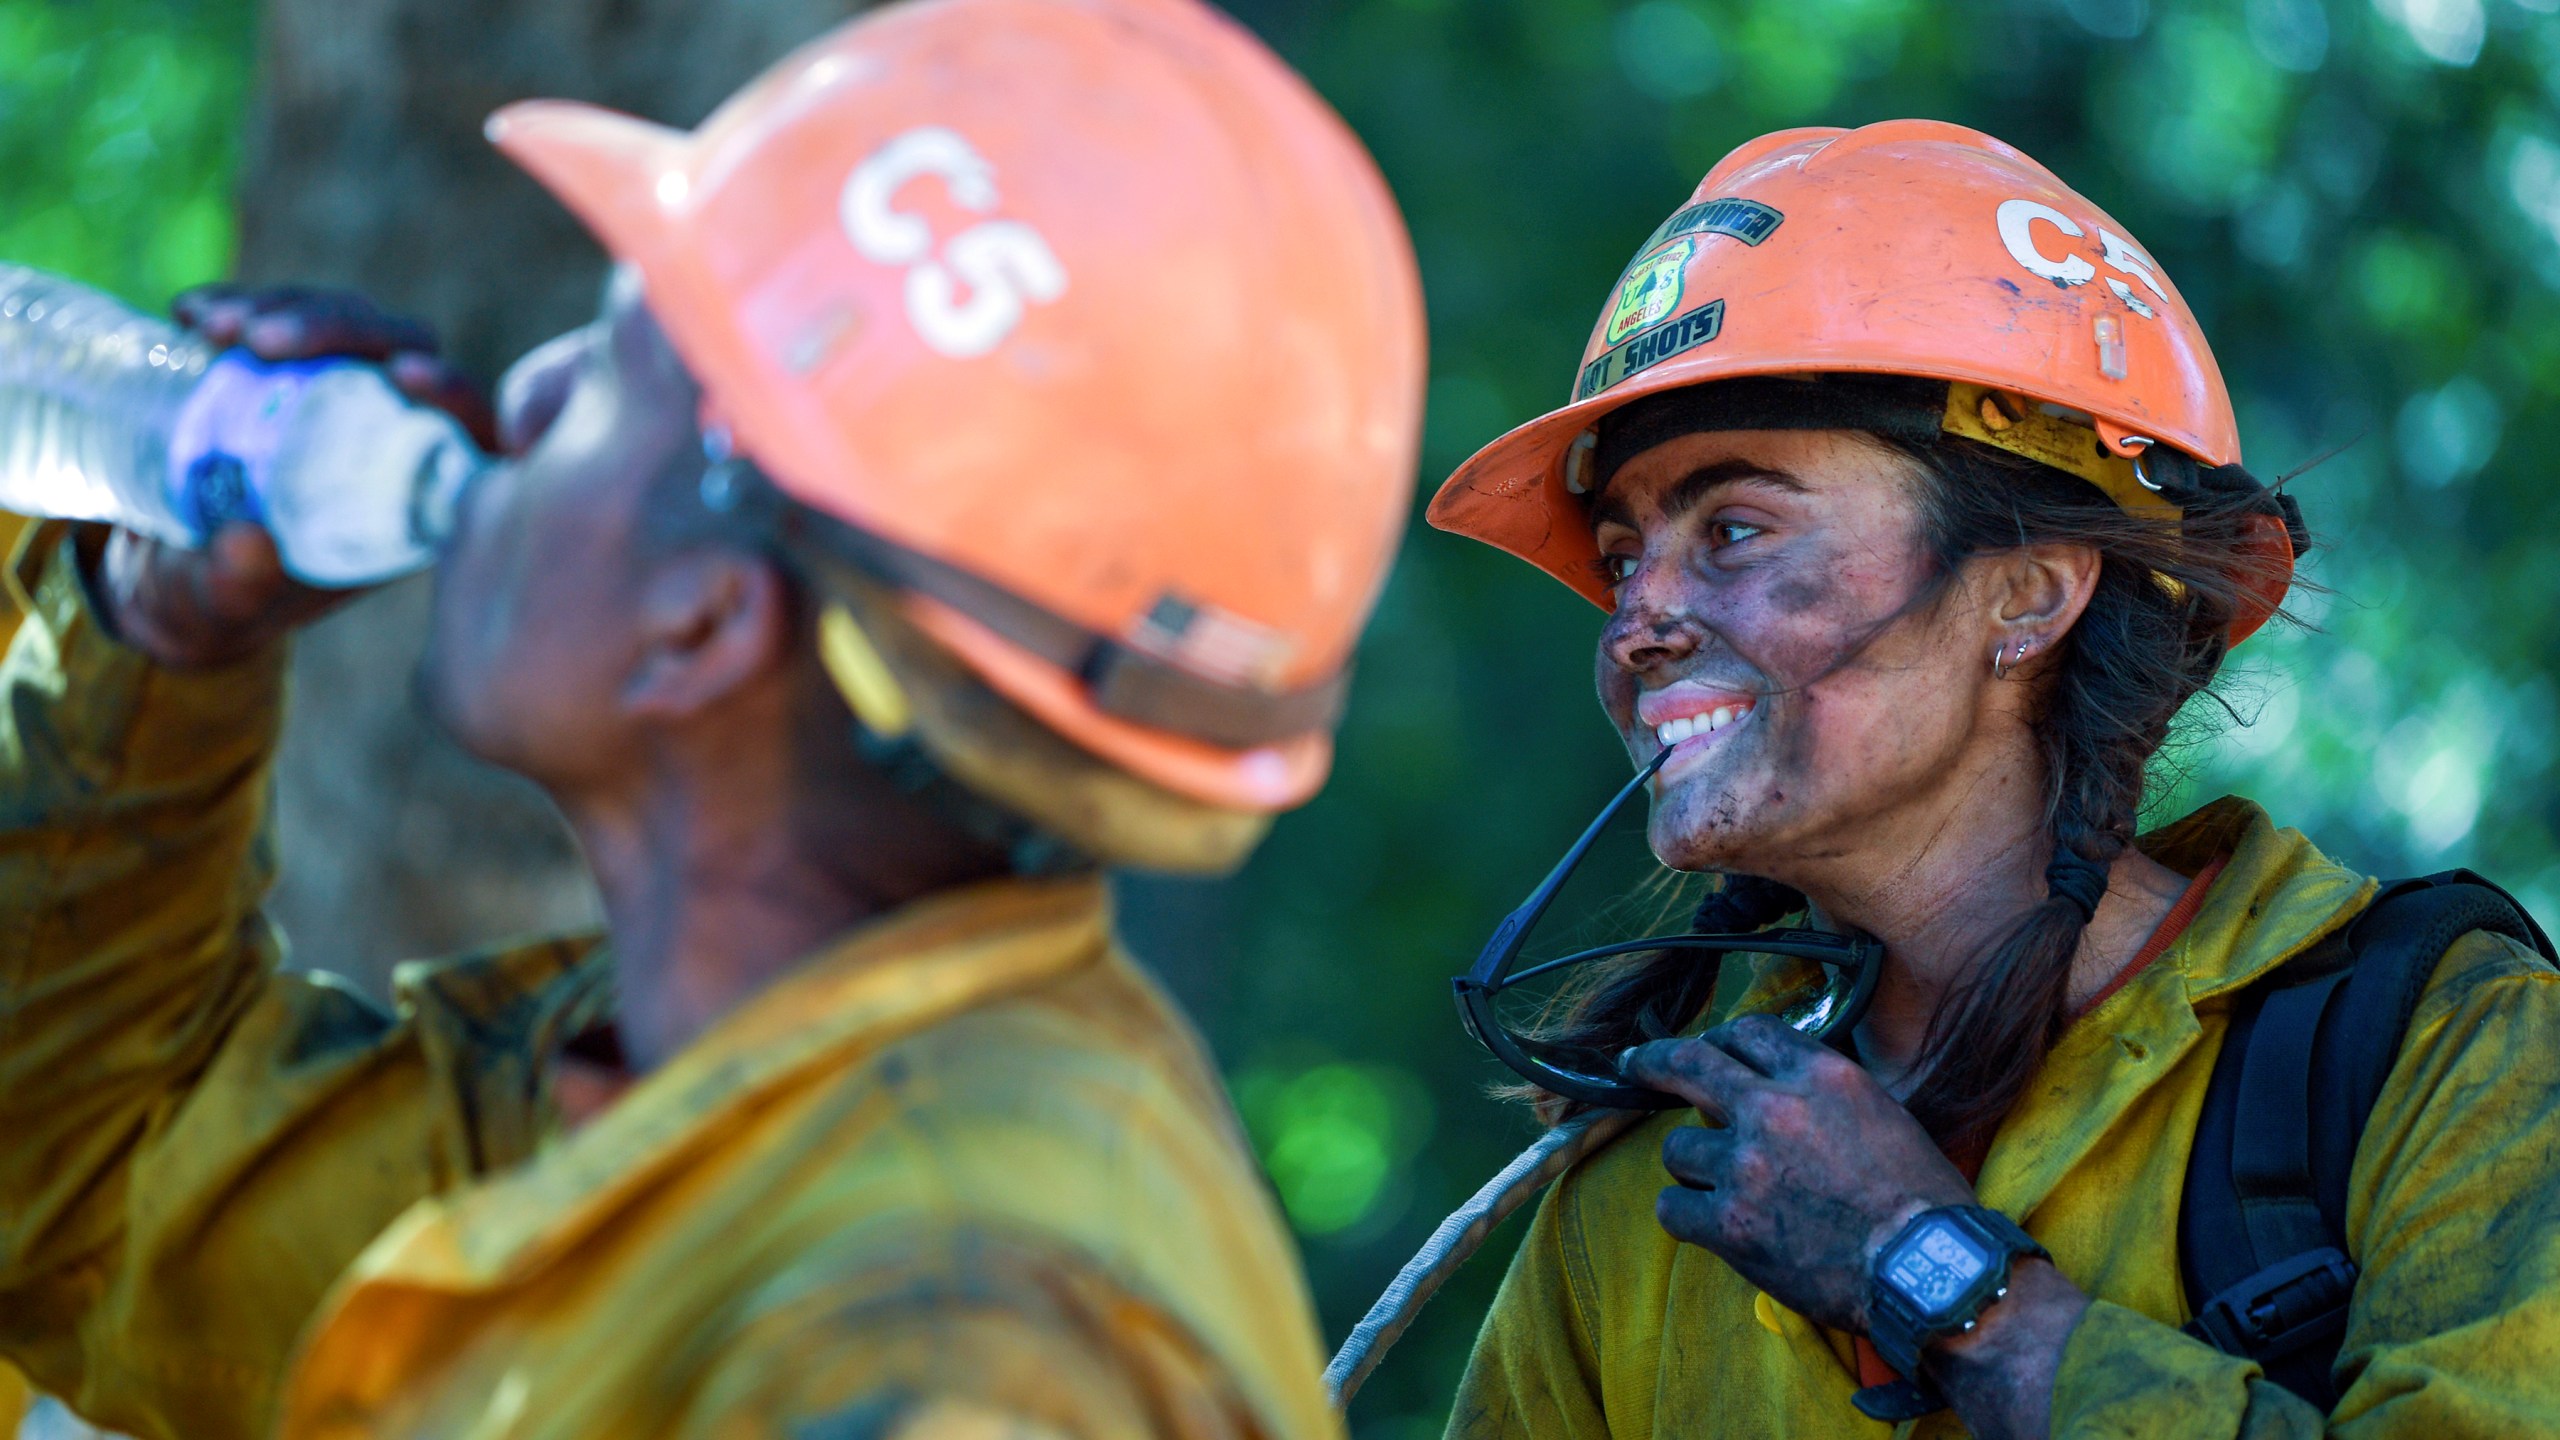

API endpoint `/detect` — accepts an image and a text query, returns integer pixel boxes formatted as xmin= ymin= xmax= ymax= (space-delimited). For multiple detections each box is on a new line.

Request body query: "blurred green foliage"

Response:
xmin=14 ymin=0 xmax=2560 ymax=1435
xmin=0 ymin=0 xmax=251 ymax=308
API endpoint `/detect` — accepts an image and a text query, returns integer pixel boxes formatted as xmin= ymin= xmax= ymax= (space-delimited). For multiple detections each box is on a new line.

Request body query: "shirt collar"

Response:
xmin=1721 ymin=796 xmax=2373 ymax=1021
xmin=352 ymin=873 xmax=1112 ymax=1291
xmin=2136 ymin=795 xmax=2377 ymax=1001
xmin=1970 ymin=797 xmax=2374 ymax=1218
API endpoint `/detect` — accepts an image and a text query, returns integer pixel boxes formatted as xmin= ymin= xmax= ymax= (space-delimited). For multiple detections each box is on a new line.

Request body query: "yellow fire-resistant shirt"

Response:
xmin=1 ymin=1362 xmax=30 ymax=1432
xmin=1450 ymin=800 xmax=2560 ymax=1438
xmin=0 ymin=523 xmax=1341 ymax=1440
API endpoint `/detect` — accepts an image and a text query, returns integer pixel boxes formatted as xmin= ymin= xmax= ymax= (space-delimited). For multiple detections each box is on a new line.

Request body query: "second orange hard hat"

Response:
xmin=488 ymin=0 xmax=1425 ymax=812
xmin=1430 ymin=119 xmax=2292 ymax=645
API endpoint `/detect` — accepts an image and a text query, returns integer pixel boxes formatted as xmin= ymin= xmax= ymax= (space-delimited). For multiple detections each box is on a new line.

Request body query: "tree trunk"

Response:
xmin=234 ymin=0 xmax=868 ymax=991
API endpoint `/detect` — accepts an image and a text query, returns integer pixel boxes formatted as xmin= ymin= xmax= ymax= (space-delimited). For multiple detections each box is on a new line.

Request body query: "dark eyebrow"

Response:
xmin=1590 ymin=457 xmax=1806 ymax=532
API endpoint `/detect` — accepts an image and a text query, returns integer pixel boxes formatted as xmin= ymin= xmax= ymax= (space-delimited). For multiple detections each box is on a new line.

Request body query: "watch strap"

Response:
xmin=1850 ymin=1376 xmax=1944 ymax=1424
xmin=1960 ymin=1204 xmax=2048 ymax=1266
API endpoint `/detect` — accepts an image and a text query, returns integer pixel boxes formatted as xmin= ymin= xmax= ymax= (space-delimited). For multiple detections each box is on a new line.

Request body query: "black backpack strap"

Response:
xmin=2180 ymin=928 xmax=2360 ymax=1400
xmin=2179 ymin=871 xmax=2554 ymax=1410
xmin=2231 ymin=967 xmax=2352 ymax=1260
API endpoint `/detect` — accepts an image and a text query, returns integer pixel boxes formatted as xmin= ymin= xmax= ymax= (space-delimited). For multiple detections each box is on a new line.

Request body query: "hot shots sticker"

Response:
xmin=1576 ymin=299 xmax=1724 ymax=400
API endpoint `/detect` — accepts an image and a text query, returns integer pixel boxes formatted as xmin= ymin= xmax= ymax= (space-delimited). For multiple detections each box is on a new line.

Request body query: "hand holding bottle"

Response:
xmin=170 ymin=284 xmax=497 ymax=450
xmin=0 ymin=268 xmax=494 ymax=592
xmin=81 ymin=283 xmax=498 ymax=667
xmin=90 ymin=521 xmax=345 ymax=669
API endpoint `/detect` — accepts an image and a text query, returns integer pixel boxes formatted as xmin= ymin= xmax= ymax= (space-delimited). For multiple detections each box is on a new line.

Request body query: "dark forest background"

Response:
xmin=8 ymin=0 xmax=2560 ymax=1433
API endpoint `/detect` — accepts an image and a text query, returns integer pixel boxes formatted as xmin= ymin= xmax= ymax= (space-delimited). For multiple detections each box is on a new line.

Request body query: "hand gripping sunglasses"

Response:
xmin=1452 ymin=746 xmax=1885 ymax=1109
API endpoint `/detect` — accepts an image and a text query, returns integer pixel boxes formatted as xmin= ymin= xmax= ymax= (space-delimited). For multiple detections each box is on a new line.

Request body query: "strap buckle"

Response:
xmin=2185 ymin=1246 xmax=2358 ymax=1362
xmin=1850 ymin=1377 xmax=1944 ymax=1423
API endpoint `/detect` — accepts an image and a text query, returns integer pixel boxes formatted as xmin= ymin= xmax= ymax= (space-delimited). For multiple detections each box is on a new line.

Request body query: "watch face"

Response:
xmin=1883 ymin=1218 xmax=1995 ymax=1321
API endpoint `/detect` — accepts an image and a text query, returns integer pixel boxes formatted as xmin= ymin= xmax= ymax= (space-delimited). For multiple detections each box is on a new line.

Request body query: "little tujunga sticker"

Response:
xmin=1640 ymin=196 xmax=1785 ymax=252
xmin=1576 ymin=298 xmax=1725 ymax=400
xmin=1604 ymin=238 xmax=1694 ymax=345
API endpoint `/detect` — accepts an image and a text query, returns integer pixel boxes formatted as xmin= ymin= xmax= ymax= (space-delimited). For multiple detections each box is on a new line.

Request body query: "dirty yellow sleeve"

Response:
xmin=0 ymin=525 xmax=453 ymax=1440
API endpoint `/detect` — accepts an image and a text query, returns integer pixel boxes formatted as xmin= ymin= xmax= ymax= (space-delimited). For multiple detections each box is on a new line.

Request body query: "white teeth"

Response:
xmin=1648 ymin=702 xmax=1751 ymax=743
xmin=1655 ymin=706 xmax=1751 ymax=748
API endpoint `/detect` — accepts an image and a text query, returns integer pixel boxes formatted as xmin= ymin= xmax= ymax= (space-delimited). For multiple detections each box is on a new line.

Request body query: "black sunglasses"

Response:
xmin=1452 ymin=746 xmax=1884 ymax=1109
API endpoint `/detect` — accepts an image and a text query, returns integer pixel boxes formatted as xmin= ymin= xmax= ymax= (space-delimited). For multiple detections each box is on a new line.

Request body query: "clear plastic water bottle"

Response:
xmin=0 ymin=265 xmax=486 ymax=587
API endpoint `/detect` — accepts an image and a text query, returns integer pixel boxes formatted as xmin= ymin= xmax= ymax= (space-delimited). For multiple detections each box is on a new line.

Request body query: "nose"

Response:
xmin=495 ymin=325 xmax=592 ymax=456
xmin=1599 ymin=560 xmax=1701 ymax=676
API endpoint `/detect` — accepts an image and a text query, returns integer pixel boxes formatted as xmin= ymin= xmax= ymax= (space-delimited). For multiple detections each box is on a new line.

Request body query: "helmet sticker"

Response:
xmin=841 ymin=126 xmax=1068 ymax=359
xmin=1996 ymin=198 xmax=2166 ymax=321
xmin=1639 ymin=196 xmax=1785 ymax=252
xmin=1575 ymin=298 xmax=1724 ymax=401
xmin=1604 ymin=238 xmax=1695 ymax=345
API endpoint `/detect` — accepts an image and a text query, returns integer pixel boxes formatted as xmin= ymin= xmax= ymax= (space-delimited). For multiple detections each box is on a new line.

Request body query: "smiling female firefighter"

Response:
xmin=1329 ymin=120 xmax=2560 ymax=1439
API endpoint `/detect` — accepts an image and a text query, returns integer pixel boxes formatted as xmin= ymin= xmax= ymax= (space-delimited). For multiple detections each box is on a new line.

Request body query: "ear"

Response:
xmin=622 ymin=551 xmax=793 ymax=720
xmin=1985 ymin=541 xmax=2102 ymax=677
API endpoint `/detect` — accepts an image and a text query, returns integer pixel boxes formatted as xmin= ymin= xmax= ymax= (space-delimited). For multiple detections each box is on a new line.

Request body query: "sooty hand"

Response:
xmin=90 ymin=521 xmax=349 ymax=669
xmin=1621 ymin=1014 xmax=1976 ymax=1333
xmin=172 ymin=283 xmax=497 ymax=451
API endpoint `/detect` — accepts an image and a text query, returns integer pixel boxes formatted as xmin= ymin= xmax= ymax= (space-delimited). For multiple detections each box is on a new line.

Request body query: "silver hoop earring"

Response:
xmin=1993 ymin=638 xmax=2027 ymax=679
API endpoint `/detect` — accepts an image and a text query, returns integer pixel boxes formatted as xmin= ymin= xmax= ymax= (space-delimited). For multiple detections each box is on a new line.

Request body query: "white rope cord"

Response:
xmin=1324 ymin=1107 xmax=1646 ymax=1407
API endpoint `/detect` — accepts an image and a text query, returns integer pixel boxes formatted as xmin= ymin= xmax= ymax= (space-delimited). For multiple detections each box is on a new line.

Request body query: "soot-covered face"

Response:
xmin=1590 ymin=428 xmax=2011 ymax=878
xmin=421 ymin=269 xmax=705 ymax=785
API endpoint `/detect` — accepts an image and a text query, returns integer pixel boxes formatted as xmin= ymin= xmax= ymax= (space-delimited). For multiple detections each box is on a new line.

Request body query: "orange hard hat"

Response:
xmin=1429 ymin=120 xmax=2292 ymax=645
xmin=487 ymin=0 xmax=1424 ymax=812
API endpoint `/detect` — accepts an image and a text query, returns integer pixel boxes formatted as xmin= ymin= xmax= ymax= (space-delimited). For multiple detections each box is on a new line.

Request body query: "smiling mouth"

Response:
xmin=1651 ymin=703 xmax=1752 ymax=750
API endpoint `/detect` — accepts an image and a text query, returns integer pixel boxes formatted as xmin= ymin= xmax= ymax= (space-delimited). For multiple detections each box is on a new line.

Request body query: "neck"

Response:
xmin=560 ymin=784 xmax=881 ymax=1073
xmin=554 ymin=739 xmax=1010 ymax=1074
xmin=1778 ymin=756 xmax=2186 ymax=1084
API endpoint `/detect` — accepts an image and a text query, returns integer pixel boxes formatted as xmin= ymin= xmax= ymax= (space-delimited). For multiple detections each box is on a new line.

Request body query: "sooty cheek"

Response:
xmin=1726 ymin=547 xmax=1909 ymax=689
xmin=1765 ymin=569 xmax=1833 ymax=617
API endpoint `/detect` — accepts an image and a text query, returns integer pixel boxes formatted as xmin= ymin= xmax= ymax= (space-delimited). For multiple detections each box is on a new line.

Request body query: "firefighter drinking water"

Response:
xmin=0 ymin=1 xmax=1423 ymax=1436
xmin=1331 ymin=121 xmax=2560 ymax=1437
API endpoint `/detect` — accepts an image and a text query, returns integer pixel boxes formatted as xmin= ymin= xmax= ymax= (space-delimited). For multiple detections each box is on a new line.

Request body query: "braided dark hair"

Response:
xmin=1527 ymin=431 xmax=2299 ymax=1150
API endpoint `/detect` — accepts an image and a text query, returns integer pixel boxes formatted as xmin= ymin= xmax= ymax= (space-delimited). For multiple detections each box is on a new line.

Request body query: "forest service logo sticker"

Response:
xmin=1603 ymin=237 xmax=1694 ymax=345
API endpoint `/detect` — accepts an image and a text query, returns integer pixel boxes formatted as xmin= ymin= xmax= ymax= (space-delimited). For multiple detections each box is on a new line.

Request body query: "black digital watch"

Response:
xmin=1854 ymin=1204 xmax=2050 ymax=1422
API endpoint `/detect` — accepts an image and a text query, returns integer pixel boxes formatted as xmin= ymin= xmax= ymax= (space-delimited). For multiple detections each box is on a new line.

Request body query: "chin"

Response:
xmin=1646 ymin=777 xmax=1775 ymax=874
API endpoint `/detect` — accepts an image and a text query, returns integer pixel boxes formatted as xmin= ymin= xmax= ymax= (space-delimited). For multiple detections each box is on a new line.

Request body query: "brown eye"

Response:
xmin=1707 ymin=520 xmax=1764 ymax=549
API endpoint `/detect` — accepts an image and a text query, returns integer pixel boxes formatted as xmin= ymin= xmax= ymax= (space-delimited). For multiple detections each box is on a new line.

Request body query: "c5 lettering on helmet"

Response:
xmin=840 ymin=126 xmax=1068 ymax=359
xmin=1994 ymin=198 xmax=2169 ymax=319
